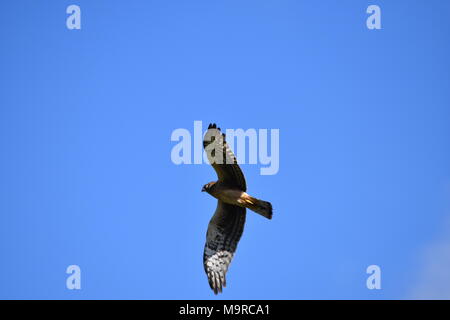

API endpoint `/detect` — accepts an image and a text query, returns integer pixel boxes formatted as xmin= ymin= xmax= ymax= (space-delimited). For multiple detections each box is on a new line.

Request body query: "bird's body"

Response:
xmin=201 ymin=123 xmax=273 ymax=294
xmin=203 ymin=182 xmax=272 ymax=219
xmin=205 ymin=183 xmax=244 ymax=205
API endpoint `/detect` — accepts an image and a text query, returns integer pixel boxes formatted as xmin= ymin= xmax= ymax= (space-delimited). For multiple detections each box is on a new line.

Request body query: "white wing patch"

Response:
xmin=204 ymin=250 xmax=234 ymax=294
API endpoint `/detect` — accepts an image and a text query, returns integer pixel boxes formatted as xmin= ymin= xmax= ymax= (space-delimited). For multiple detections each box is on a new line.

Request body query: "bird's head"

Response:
xmin=201 ymin=181 xmax=216 ymax=193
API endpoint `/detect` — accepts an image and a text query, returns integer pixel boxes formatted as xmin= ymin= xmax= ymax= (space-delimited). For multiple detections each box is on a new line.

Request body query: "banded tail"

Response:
xmin=244 ymin=196 xmax=273 ymax=220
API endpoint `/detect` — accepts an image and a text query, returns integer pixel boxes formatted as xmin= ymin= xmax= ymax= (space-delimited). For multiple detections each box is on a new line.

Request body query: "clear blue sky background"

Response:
xmin=1 ymin=1 xmax=449 ymax=299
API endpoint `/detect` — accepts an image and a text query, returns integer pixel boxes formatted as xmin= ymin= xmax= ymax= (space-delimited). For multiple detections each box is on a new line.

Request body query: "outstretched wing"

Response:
xmin=203 ymin=123 xmax=246 ymax=191
xmin=203 ymin=201 xmax=246 ymax=294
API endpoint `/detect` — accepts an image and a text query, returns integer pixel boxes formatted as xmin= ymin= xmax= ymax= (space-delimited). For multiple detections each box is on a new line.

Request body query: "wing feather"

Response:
xmin=203 ymin=123 xmax=247 ymax=191
xmin=203 ymin=201 xmax=246 ymax=294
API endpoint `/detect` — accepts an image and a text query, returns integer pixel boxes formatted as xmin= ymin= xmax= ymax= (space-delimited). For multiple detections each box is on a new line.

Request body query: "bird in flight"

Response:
xmin=202 ymin=123 xmax=273 ymax=294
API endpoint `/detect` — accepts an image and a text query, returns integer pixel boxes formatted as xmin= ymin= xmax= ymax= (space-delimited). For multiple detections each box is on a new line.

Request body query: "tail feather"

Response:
xmin=245 ymin=197 xmax=273 ymax=219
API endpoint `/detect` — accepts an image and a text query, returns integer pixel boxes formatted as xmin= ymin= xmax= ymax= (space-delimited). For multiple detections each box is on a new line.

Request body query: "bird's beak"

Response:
xmin=201 ymin=186 xmax=206 ymax=192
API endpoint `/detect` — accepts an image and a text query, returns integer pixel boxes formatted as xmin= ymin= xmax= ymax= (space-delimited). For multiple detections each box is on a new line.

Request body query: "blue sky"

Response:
xmin=1 ymin=1 xmax=449 ymax=299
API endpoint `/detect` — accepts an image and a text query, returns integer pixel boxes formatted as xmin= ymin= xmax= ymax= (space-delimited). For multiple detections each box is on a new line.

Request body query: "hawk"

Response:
xmin=202 ymin=123 xmax=273 ymax=294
